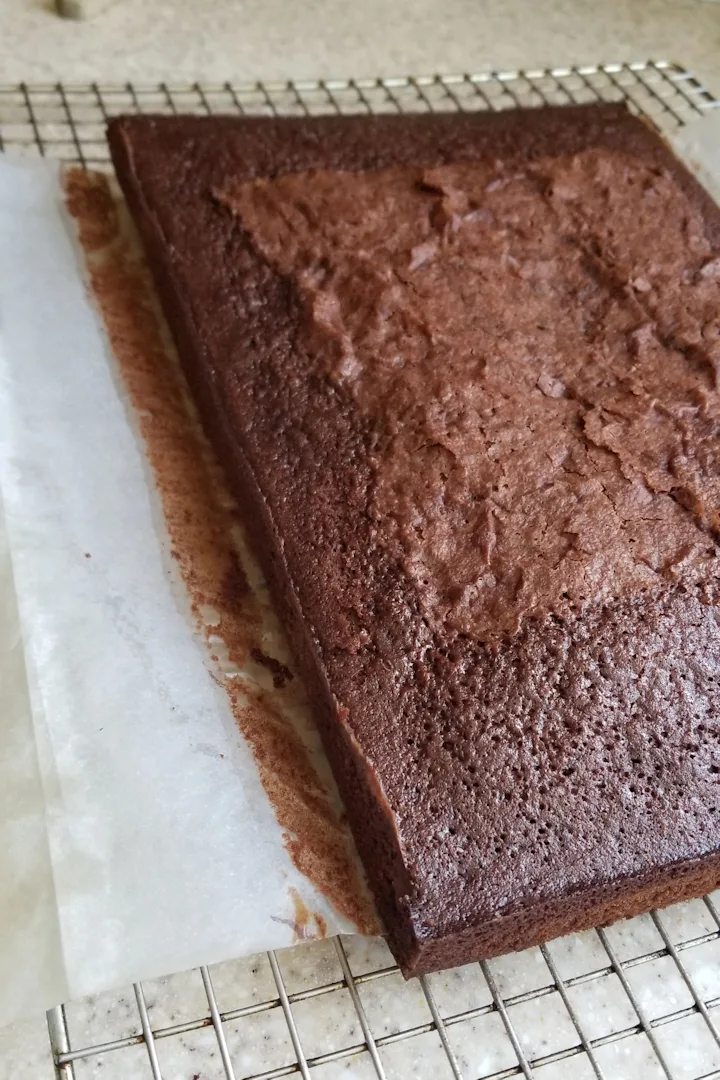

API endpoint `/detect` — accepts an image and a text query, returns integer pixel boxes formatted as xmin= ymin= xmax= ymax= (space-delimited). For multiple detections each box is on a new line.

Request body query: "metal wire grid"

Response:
xmin=0 ymin=61 xmax=719 ymax=167
xmin=0 ymin=59 xmax=717 ymax=1080
xmin=45 ymin=901 xmax=720 ymax=1080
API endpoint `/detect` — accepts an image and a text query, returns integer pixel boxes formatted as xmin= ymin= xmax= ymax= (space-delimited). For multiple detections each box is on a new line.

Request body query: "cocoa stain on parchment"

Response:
xmin=272 ymin=886 xmax=328 ymax=942
xmin=64 ymin=168 xmax=379 ymax=937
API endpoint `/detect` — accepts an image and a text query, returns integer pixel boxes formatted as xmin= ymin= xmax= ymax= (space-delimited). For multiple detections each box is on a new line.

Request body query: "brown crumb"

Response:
xmin=250 ymin=647 xmax=294 ymax=689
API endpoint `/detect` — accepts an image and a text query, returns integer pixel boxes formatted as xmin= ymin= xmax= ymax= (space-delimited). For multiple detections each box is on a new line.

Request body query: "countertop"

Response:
xmin=2 ymin=3 xmax=720 ymax=1079
xmin=1 ymin=0 xmax=720 ymax=93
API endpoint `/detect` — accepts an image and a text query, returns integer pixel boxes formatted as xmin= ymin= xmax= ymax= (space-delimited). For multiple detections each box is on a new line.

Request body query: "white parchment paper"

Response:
xmin=0 ymin=158 xmax=360 ymax=1027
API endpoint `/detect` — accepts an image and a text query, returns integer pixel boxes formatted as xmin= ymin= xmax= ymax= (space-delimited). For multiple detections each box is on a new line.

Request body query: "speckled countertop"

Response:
xmin=3 ymin=3 xmax=720 ymax=1078
xmin=1 ymin=0 xmax=720 ymax=92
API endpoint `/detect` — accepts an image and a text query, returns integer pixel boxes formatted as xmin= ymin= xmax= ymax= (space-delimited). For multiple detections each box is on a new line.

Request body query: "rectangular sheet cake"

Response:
xmin=109 ymin=104 xmax=720 ymax=974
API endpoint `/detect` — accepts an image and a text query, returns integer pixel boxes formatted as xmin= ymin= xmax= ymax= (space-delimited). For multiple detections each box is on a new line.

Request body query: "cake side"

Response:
xmin=107 ymin=116 xmax=421 ymax=963
xmin=108 ymin=106 xmax=720 ymax=974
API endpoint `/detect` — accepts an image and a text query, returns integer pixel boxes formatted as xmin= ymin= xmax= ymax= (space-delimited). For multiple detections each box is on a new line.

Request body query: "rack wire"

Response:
xmin=0 ymin=61 xmax=718 ymax=167
xmin=2 ymin=61 xmax=720 ymax=1080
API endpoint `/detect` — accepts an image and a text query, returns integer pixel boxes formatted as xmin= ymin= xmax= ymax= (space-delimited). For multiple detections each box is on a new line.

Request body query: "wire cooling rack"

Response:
xmin=0 ymin=61 xmax=718 ymax=166
xmin=2 ymin=60 xmax=720 ymax=1080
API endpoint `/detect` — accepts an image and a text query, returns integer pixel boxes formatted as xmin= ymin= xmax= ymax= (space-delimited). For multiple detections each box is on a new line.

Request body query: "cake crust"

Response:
xmin=108 ymin=105 xmax=720 ymax=974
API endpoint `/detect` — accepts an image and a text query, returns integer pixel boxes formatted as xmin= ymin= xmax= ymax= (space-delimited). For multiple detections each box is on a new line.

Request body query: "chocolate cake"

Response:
xmin=108 ymin=104 xmax=720 ymax=975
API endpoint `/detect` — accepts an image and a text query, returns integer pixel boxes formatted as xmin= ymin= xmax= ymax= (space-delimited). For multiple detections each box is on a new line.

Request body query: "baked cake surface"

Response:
xmin=109 ymin=105 xmax=720 ymax=974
